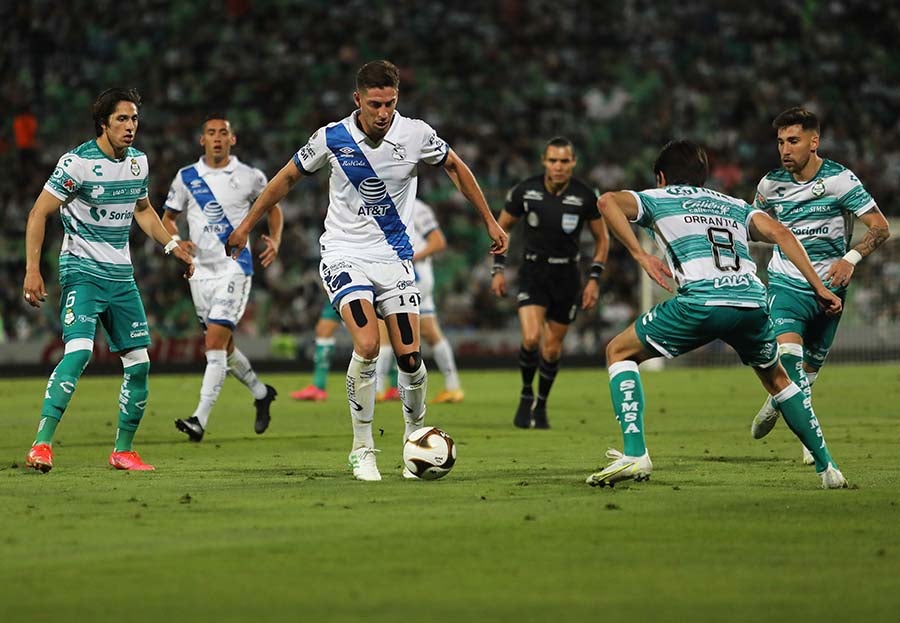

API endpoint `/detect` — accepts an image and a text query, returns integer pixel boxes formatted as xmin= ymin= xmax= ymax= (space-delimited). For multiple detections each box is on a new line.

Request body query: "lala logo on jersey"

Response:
xmin=561 ymin=213 xmax=579 ymax=233
xmin=812 ymin=179 xmax=826 ymax=197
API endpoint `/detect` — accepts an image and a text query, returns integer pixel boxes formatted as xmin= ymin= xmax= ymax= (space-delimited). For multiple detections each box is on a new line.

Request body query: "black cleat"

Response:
xmin=175 ymin=416 xmax=205 ymax=442
xmin=254 ymin=384 xmax=277 ymax=434
xmin=532 ymin=406 xmax=550 ymax=429
xmin=513 ymin=393 xmax=534 ymax=429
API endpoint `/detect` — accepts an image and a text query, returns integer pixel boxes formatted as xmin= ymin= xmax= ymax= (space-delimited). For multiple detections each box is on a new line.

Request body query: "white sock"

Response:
xmin=431 ymin=338 xmax=460 ymax=391
xmin=399 ymin=362 xmax=427 ymax=440
xmin=375 ymin=345 xmax=394 ymax=392
xmin=193 ymin=350 xmax=228 ymax=428
xmin=347 ymin=351 xmax=377 ymax=449
xmin=228 ymin=348 xmax=267 ymax=400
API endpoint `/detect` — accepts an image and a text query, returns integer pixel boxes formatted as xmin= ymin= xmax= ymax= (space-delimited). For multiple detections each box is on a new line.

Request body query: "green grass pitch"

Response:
xmin=2 ymin=364 xmax=899 ymax=622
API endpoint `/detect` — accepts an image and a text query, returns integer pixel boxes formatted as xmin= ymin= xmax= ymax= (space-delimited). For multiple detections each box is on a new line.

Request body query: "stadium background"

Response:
xmin=2 ymin=0 xmax=898 ymax=372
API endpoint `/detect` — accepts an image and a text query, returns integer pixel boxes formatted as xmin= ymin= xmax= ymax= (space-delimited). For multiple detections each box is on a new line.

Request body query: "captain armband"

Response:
xmin=587 ymin=262 xmax=605 ymax=281
xmin=491 ymin=254 xmax=507 ymax=276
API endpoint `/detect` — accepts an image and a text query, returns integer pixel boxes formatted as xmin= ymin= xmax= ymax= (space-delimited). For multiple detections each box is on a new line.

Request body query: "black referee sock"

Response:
xmin=518 ymin=346 xmax=539 ymax=395
xmin=535 ymin=356 xmax=560 ymax=410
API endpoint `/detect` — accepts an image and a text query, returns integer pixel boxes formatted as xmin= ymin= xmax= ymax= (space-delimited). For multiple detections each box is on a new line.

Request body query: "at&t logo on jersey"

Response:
xmin=203 ymin=201 xmax=225 ymax=222
xmin=357 ymin=177 xmax=392 ymax=216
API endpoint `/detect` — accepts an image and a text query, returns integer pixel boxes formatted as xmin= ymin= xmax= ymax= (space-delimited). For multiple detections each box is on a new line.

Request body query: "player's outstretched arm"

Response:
xmin=134 ymin=198 xmax=194 ymax=277
xmin=442 ymin=149 xmax=508 ymax=255
xmin=227 ymin=160 xmax=302 ymax=258
xmin=750 ymin=211 xmax=841 ymax=315
xmin=598 ymin=191 xmax=673 ymax=293
xmin=23 ymin=190 xmax=63 ymax=308
xmin=259 ymin=203 xmax=284 ymax=268
xmin=824 ymin=207 xmax=890 ymax=288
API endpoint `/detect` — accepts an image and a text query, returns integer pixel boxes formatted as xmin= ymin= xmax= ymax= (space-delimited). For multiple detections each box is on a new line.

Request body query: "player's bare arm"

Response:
xmin=134 ymin=197 xmax=194 ymax=277
xmin=750 ymin=211 xmax=841 ymax=315
xmin=413 ymin=228 xmax=446 ymax=262
xmin=161 ymin=209 xmax=197 ymax=255
xmin=442 ymin=149 xmax=509 ymax=255
xmin=259 ymin=203 xmax=284 ymax=268
xmin=598 ymin=191 xmax=673 ymax=293
xmin=23 ymin=189 xmax=63 ymax=308
xmin=581 ymin=216 xmax=610 ymax=310
xmin=227 ymin=160 xmax=301 ymax=257
xmin=490 ymin=210 xmax=520 ymax=297
xmin=824 ymin=207 xmax=890 ymax=288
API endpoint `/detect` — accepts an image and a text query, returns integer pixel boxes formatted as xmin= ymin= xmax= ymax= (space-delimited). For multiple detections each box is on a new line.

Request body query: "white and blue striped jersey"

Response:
xmin=44 ymin=140 xmax=150 ymax=282
xmin=754 ymin=159 xmax=876 ymax=294
xmin=165 ymin=156 xmax=267 ymax=279
xmin=630 ymin=186 xmax=768 ymax=308
xmin=293 ymin=110 xmax=449 ymax=263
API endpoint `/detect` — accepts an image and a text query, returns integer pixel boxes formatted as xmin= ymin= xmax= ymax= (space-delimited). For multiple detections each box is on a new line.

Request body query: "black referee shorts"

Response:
xmin=516 ymin=261 xmax=582 ymax=325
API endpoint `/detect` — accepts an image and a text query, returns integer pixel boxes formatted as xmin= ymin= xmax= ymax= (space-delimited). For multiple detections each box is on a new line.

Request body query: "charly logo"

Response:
xmin=812 ymin=178 xmax=825 ymax=198
xmin=358 ymin=177 xmax=387 ymax=203
xmin=204 ymin=200 xmax=224 ymax=221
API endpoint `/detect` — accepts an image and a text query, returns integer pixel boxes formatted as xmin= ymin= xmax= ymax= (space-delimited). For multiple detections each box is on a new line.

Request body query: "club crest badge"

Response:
xmin=812 ymin=179 xmax=825 ymax=197
xmin=392 ymin=145 xmax=406 ymax=161
xmin=130 ymin=158 xmax=141 ymax=176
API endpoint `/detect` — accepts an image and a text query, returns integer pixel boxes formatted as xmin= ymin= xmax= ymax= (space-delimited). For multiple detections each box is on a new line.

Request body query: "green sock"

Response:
xmin=769 ymin=344 xmax=808 ymax=410
xmin=388 ymin=359 xmax=398 ymax=390
xmin=608 ymin=361 xmax=646 ymax=457
xmin=115 ymin=361 xmax=150 ymax=452
xmin=36 ymin=348 xmax=92 ymax=445
xmin=312 ymin=338 xmax=335 ymax=390
xmin=774 ymin=383 xmax=834 ymax=472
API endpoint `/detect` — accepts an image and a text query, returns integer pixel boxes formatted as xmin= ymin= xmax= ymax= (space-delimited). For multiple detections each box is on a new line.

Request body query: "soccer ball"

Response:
xmin=403 ymin=427 xmax=457 ymax=480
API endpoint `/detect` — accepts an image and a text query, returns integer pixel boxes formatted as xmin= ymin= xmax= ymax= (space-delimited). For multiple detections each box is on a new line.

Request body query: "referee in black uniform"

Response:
xmin=492 ymin=137 xmax=609 ymax=428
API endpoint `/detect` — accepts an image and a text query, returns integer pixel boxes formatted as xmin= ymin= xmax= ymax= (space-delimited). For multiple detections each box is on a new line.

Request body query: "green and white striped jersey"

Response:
xmin=754 ymin=158 xmax=876 ymax=294
xmin=44 ymin=139 xmax=149 ymax=281
xmin=630 ymin=185 xmax=767 ymax=308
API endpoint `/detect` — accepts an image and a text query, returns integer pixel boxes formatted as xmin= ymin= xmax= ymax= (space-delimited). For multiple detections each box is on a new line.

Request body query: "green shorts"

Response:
xmin=768 ymin=284 xmax=844 ymax=368
xmin=634 ymin=297 xmax=778 ymax=368
xmin=59 ymin=275 xmax=151 ymax=353
xmin=320 ymin=300 xmax=341 ymax=323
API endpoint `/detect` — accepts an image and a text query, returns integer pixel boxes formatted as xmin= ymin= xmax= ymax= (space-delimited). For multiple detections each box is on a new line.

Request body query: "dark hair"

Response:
xmin=202 ymin=113 xmax=231 ymax=131
xmin=772 ymin=107 xmax=820 ymax=133
xmin=92 ymin=88 xmax=141 ymax=136
xmin=543 ymin=136 xmax=574 ymax=157
xmin=653 ymin=140 xmax=708 ymax=187
xmin=356 ymin=60 xmax=400 ymax=92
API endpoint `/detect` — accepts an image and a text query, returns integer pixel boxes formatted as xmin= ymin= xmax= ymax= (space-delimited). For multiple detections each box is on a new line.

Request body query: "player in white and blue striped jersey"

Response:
xmin=586 ymin=140 xmax=848 ymax=489
xmin=227 ymin=60 xmax=508 ymax=481
xmin=749 ymin=107 xmax=891 ymax=463
xmin=163 ymin=114 xmax=283 ymax=442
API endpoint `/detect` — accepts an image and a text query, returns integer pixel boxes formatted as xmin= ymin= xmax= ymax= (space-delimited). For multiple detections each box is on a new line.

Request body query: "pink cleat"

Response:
xmin=109 ymin=450 xmax=155 ymax=471
xmin=25 ymin=443 xmax=54 ymax=473
xmin=376 ymin=387 xmax=401 ymax=402
xmin=290 ymin=385 xmax=327 ymax=402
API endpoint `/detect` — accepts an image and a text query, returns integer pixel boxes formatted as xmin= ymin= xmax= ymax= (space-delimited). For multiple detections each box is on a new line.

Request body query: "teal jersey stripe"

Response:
xmin=838 ymin=185 xmax=875 ymax=212
xmin=61 ymin=214 xmax=131 ymax=250
xmin=59 ymin=253 xmax=134 ymax=281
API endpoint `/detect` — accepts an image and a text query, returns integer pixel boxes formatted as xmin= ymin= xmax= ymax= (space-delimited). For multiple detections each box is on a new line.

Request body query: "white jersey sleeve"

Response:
xmin=293 ymin=127 xmax=330 ymax=175
xmin=164 ymin=171 xmax=189 ymax=213
xmin=412 ymin=199 xmax=440 ymax=252
xmin=45 ymin=152 xmax=85 ymax=201
xmin=417 ymin=121 xmax=450 ymax=166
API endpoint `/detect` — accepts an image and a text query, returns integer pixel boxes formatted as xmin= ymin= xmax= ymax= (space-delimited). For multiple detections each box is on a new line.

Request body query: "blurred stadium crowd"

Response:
xmin=2 ymin=1 xmax=898 ymax=348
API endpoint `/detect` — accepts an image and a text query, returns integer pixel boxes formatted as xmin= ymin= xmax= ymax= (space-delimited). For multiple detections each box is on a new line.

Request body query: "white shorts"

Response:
xmin=415 ymin=260 xmax=436 ymax=317
xmin=189 ymin=273 xmax=251 ymax=330
xmin=320 ymin=256 xmax=421 ymax=318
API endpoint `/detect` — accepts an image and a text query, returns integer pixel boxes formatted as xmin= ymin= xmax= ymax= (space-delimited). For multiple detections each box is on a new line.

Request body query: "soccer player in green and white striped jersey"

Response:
xmin=750 ymin=107 xmax=891 ymax=464
xmin=586 ymin=140 xmax=848 ymax=489
xmin=22 ymin=88 xmax=194 ymax=473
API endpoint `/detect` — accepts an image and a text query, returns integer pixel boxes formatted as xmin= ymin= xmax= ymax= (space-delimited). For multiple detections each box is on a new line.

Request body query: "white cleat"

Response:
xmin=801 ymin=444 xmax=816 ymax=465
xmin=402 ymin=467 xmax=418 ymax=480
xmin=751 ymin=397 xmax=781 ymax=439
xmin=819 ymin=463 xmax=848 ymax=489
xmin=586 ymin=449 xmax=652 ymax=488
xmin=348 ymin=447 xmax=382 ymax=481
